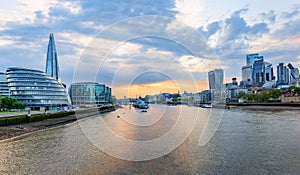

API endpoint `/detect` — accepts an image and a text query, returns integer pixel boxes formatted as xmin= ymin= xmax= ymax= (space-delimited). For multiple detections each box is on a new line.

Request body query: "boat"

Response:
xmin=200 ymin=104 xmax=212 ymax=108
xmin=133 ymin=99 xmax=149 ymax=109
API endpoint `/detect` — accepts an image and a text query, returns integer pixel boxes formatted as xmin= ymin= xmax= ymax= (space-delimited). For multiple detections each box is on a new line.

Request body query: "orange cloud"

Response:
xmin=112 ymin=79 xmax=208 ymax=98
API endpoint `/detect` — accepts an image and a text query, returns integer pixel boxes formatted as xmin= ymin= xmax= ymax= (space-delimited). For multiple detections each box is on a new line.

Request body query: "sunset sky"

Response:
xmin=0 ymin=0 xmax=300 ymax=98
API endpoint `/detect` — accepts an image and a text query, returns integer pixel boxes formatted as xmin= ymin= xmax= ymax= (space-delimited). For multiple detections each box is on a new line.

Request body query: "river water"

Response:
xmin=0 ymin=104 xmax=300 ymax=174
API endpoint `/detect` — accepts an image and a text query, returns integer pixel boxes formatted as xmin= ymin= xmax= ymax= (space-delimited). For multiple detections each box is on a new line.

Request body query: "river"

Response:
xmin=0 ymin=104 xmax=300 ymax=174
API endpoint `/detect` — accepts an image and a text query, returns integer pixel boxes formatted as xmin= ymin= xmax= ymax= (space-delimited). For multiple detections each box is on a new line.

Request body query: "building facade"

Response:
xmin=208 ymin=69 xmax=224 ymax=92
xmin=193 ymin=90 xmax=211 ymax=103
xmin=6 ymin=67 xmax=70 ymax=110
xmin=69 ymin=82 xmax=112 ymax=105
xmin=0 ymin=72 xmax=9 ymax=97
xmin=252 ymin=59 xmax=265 ymax=86
xmin=287 ymin=63 xmax=299 ymax=84
xmin=246 ymin=53 xmax=263 ymax=66
xmin=277 ymin=63 xmax=288 ymax=85
xmin=45 ymin=33 xmax=60 ymax=81
xmin=208 ymin=71 xmax=215 ymax=90
xmin=264 ymin=62 xmax=274 ymax=82
xmin=242 ymin=65 xmax=252 ymax=81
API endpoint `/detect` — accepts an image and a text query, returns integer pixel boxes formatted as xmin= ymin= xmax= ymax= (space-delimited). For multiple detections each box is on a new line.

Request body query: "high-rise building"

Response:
xmin=242 ymin=65 xmax=252 ymax=81
xmin=252 ymin=58 xmax=265 ymax=86
xmin=208 ymin=69 xmax=224 ymax=92
xmin=264 ymin=62 xmax=274 ymax=82
xmin=277 ymin=63 xmax=288 ymax=85
xmin=242 ymin=53 xmax=264 ymax=82
xmin=45 ymin=33 xmax=60 ymax=81
xmin=208 ymin=71 xmax=215 ymax=90
xmin=246 ymin=53 xmax=263 ymax=66
xmin=287 ymin=63 xmax=299 ymax=84
xmin=0 ymin=33 xmax=71 ymax=110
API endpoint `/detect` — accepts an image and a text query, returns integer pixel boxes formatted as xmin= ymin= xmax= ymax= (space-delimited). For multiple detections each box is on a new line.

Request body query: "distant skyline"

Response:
xmin=0 ymin=0 xmax=299 ymax=98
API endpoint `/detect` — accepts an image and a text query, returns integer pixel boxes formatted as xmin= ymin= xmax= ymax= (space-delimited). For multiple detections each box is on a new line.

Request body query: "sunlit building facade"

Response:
xmin=242 ymin=65 xmax=252 ymax=81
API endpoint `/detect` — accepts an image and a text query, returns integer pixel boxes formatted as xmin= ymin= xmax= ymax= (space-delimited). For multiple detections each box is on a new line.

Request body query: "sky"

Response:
xmin=0 ymin=0 xmax=300 ymax=98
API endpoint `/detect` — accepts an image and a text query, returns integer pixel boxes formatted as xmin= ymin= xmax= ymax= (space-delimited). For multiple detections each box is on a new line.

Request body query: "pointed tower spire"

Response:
xmin=45 ymin=33 xmax=60 ymax=81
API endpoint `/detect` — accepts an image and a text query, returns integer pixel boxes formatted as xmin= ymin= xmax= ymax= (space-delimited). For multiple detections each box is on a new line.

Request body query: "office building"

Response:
xmin=208 ymin=71 xmax=215 ymax=90
xmin=0 ymin=72 xmax=9 ymax=97
xmin=242 ymin=65 xmax=252 ymax=81
xmin=277 ymin=63 xmax=289 ymax=85
xmin=208 ymin=69 xmax=224 ymax=92
xmin=287 ymin=63 xmax=299 ymax=84
xmin=193 ymin=90 xmax=211 ymax=103
xmin=252 ymin=58 xmax=265 ymax=86
xmin=6 ymin=67 xmax=70 ymax=110
xmin=0 ymin=33 xmax=71 ymax=110
xmin=69 ymin=82 xmax=112 ymax=105
xmin=264 ymin=62 xmax=274 ymax=82
xmin=45 ymin=33 xmax=60 ymax=81
xmin=246 ymin=53 xmax=263 ymax=66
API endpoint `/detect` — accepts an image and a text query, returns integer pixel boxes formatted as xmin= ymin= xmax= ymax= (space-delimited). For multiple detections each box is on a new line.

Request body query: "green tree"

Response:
xmin=269 ymin=89 xmax=282 ymax=99
xmin=289 ymin=86 xmax=300 ymax=92
xmin=1 ymin=97 xmax=27 ymax=111
xmin=259 ymin=91 xmax=270 ymax=102
xmin=14 ymin=102 xmax=27 ymax=109
xmin=172 ymin=98 xmax=181 ymax=102
xmin=0 ymin=94 xmax=2 ymax=108
xmin=238 ymin=91 xmax=246 ymax=98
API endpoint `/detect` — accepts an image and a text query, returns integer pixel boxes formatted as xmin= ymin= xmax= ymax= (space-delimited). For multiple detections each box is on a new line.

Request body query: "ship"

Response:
xmin=133 ymin=99 xmax=149 ymax=109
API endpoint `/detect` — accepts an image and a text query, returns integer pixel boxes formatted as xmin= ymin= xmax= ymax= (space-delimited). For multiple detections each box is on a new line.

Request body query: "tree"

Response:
xmin=269 ymin=89 xmax=282 ymax=99
xmin=0 ymin=94 xmax=2 ymax=108
xmin=238 ymin=91 xmax=246 ymax=98
xmin=1 ymin=97 xmax=27 ymax=111
xmin=259 ymin=91 xmax=270 ymax=102
xmin=289 ymin=86 xmax=300 ymax=92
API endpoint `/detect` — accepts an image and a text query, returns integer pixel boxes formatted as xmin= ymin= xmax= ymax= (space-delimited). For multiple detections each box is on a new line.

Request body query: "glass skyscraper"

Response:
xmin=208 ymin=69 xmax=224 ymax=92
xmin=277 ymin=63 xmax=288 ymax=85
xmin=45 ymin=33 xmax=60 ymax=81
xmin=287 ymin=63 xmax=299 ymax=84
xmin=246 ymin=53 xmax=263 ymax=66
xmin=208 ymin=71 xmax=216 ymax=90
xmin=252 ymin=59 xmax=265 ymax=86
xmin=242 ymin=65 xmax=252 ymax=81
xmin=0 ymin=33 xmax=71 ymax=110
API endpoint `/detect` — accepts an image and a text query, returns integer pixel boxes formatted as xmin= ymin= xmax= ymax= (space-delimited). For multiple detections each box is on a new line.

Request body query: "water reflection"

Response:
xmin=0 ymin=105 xmax=300 ymax=174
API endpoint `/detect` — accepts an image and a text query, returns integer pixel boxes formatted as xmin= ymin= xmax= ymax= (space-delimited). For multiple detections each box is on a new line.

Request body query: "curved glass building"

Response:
xmin=6 ymin=67 xmax=71 ymax=110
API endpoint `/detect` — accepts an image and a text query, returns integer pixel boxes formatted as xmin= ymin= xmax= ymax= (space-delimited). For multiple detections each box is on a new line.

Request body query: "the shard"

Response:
xmin=45 ymin=33 xmax=59 ymax=81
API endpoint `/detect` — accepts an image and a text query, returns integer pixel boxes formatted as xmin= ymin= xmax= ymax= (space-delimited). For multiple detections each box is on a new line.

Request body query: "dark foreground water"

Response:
xmin=0 ymin=104 xmax=300 ymax=174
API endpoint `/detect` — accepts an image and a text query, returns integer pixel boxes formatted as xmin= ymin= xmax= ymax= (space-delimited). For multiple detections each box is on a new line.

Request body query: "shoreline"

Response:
xmin=0 ymin=108 xmax=115 ymax=142
xmin=228 ymin=105 xmax=300 ymax=110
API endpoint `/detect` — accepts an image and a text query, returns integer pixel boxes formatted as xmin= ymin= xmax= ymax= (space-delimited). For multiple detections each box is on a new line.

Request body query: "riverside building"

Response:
xmin=0 ymin=33 xmax=71 ymax=110
xmin=69 ymin=82 xmax=112 ymax=106
xmin=6 ymin=68 xmax=70 ymax=110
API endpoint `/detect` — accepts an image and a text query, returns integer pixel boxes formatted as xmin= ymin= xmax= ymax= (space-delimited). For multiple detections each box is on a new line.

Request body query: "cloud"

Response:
xmin=1 ymin=0 xmax=300 ymax=95
xmin=172 ymin=0 xmax=205 ymax=28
